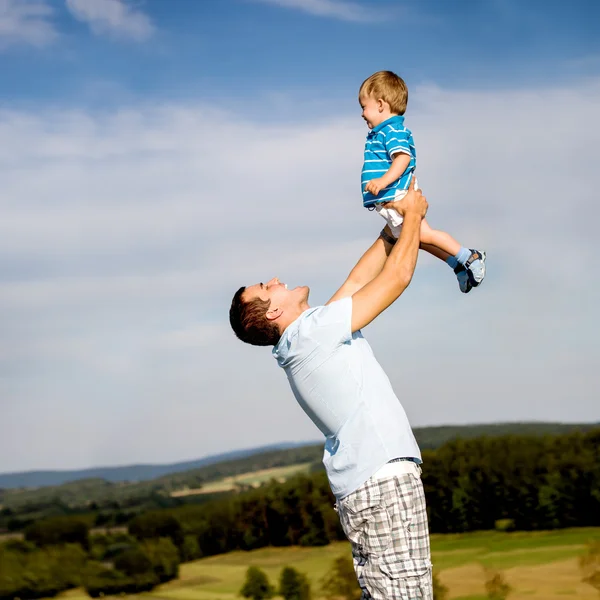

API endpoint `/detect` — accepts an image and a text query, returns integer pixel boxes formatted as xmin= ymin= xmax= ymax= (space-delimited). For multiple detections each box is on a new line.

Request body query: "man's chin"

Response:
xmin=296 ymin=285 xmax=310 ymax=299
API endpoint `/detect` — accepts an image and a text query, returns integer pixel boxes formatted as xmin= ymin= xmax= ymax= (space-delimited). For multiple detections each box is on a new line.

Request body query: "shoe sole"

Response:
xmin=454 ymin=265 xmax=472 ymax=293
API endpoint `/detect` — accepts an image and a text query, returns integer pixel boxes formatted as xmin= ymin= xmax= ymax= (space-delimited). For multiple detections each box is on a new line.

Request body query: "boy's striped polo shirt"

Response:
xmin=361 ymin=115 xmax=416 ymax=207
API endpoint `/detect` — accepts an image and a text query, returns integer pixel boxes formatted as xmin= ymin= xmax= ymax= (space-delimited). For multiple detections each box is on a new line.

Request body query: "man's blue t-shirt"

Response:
xmin=361 ymin=115 xmax=416 ymax=208
xmin=272 ymin=297 xmax=421 ymax=500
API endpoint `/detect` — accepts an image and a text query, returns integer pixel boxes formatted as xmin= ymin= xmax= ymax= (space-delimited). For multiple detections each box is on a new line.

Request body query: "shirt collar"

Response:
xmin=272 ymin=307 xmax=315 ymax=364
xmin=371 ymin=114 xmax=404 ymax=134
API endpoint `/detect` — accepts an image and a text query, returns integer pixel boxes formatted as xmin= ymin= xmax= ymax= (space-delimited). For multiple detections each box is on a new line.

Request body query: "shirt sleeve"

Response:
xmin=301 ymin=297 xmax=353 ymax=348
xmin=382 ymin=127 xmax=412 ymax=158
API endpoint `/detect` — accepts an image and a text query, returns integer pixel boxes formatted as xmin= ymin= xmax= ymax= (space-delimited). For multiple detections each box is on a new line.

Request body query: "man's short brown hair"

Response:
xmin=359 ymin=70 xmax=408 ymax=115
xmin=229 ymin=286 xmax=281 ymax=347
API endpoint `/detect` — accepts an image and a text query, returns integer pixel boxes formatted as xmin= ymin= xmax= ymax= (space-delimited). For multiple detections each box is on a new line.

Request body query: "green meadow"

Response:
xmin=57 ymin=527 xmax=600 ymax=600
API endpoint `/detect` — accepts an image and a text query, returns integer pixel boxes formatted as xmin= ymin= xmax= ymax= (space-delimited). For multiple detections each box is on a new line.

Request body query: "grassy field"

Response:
xmin=171 ymin=463 xmax=314 ymax=497
xmin=55 ymin=527 xmax=600 ymax=600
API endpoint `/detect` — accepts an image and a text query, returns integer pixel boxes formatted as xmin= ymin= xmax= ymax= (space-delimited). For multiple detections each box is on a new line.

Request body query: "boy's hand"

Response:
xmin=365 ymin=178 xmax=386 ymax=196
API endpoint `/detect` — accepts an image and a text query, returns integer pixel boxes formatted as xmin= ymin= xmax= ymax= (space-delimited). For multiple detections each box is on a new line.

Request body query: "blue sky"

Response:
xmin=3 ymin=0 xmax=599 ymax=108
xmin=0 ymin=0 xmax=598 ymax=473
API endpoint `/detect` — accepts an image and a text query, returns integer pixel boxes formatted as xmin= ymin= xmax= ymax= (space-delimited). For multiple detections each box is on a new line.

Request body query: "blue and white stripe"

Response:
xmin=361 ymin=115 xmax=416 ymax=207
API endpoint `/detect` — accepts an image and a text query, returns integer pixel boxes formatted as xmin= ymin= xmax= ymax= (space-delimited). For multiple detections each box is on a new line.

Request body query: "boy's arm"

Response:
xmin=326 ymin=228 xmax=395 ymax=305
xmin=364 ymin=153 xmax=411 ymax=196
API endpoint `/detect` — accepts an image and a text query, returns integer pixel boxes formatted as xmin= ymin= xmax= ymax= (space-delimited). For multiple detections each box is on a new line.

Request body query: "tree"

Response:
xmin=142 ymin=537 xmax=180 ymax=583
xmin=279 ymin=566 xmax=311 ymax=600
xmin=0 ymin=543 xmax=87 ymax=600
xmin=240 ymin=566 xmax=274 ymax=600
xmin=24 ymin=516 xmax=90 ymax=550
xmin=128 ymin=511 xmax=184 ymax=551
xmin=182 ymin=534 xmax=201 ymax=562
xmin=484 ymin=568 xmax=512 ymax=600
xmin=114 ymin=547 xmax=154 ymax=576
xmin=579 ymin=540 xmax=600 ymax=593
xmin=321 ymin=555 xmax=361 ymax=600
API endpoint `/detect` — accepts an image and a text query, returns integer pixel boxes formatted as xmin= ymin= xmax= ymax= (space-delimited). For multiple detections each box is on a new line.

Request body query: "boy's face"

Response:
xmin=359 ymin=94 xmax=386 ymax=129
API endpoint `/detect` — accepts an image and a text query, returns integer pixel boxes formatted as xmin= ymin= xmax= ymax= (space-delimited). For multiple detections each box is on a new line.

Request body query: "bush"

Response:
xmin=484 ymin=568 xmax=512 ymax=600
xmin=279 ymin=566 xmax=311 ymax=600
xmin=83 ymin=562 xmax=158 ymax=598
xmin=320 ymin=555 xmax=361 ymax=600
xmin=241 ymin=566 xmax=274 ymax=600
xmin=494 ymin=519 xmax=516 ymax=532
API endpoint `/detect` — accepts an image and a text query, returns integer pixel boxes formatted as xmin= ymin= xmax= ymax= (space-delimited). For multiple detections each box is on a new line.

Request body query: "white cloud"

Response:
xmin=250 ymin=0 xmax=377 ymax=22
xmin=0 ymin=0 xmax=57 ymax=48
xmin=0 ymin=79 xmax=598 ymax=471
xmin=65 ymin=0 xmax=154 ymax=41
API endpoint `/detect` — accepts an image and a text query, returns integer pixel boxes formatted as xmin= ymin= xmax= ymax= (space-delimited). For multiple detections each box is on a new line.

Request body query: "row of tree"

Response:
xmin=21 ymin=430 xmax=600 ymax=558
xmin=0 ymin=533 xmax=179 ymax=599
xmin=128 ymin=429 xmax=599 ymax=558
xmin=423 ymin=430 xmax=600 ymax=532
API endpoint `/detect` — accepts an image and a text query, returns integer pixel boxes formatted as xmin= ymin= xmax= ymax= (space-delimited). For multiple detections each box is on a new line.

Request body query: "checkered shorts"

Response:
xmin=336 ymin=462 xmax=432 ymax=600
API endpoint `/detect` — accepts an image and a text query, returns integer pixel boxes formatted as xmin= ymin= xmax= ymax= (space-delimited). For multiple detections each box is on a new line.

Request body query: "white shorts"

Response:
xmin=374 ymin=178 xmax=419 ymax=238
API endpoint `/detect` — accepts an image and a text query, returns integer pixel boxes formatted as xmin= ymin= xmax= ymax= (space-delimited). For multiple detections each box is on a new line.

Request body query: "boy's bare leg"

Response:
xmin=420 ymin=218 xmax=461 ymax=257
xmin=420 ymin=242 xmax=450 ymax=262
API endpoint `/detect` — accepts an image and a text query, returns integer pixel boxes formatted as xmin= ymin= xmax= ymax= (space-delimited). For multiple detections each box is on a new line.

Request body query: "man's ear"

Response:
xmin=266 ymin=306 xmax=283 ymax=321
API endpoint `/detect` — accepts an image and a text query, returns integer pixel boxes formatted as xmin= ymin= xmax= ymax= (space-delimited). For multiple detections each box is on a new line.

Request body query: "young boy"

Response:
xmin=360 ymin=70 xmax=486 ymax=293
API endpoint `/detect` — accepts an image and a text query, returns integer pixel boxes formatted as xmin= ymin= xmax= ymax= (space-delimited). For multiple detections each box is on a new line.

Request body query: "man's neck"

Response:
xmin=278 ymin=303 xmax=310 ymax=335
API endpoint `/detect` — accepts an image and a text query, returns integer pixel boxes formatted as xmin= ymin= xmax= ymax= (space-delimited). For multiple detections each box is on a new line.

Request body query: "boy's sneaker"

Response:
xmin=454 ymin=250 xmax=486 ymax=293
xmin=454 ymin=265 xmax=472 ymax=293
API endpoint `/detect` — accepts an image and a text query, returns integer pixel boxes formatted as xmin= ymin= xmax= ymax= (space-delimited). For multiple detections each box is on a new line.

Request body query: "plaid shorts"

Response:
xmin=336 ymin=461 xmax=432 ymax=600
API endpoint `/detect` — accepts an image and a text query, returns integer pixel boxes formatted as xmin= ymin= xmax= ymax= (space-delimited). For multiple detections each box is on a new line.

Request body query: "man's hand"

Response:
xmin=381 ymin=178 xmax=428 ymax=219
xmin=349 ymin=176 xmax=427 ymax=332
xmin=365 ymin=178 xmax=386 ymax=196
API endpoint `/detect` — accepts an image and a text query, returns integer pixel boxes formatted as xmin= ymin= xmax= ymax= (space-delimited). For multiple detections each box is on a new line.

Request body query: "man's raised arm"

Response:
xmin=326 ymin=227 xmax=395 ymax=305
xmin=350 ymin=184 xmax=428 ymax=332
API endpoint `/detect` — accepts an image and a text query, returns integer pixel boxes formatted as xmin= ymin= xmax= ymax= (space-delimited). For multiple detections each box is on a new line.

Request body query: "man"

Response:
xmin=229 ymin=181 xmax=432 ymax=599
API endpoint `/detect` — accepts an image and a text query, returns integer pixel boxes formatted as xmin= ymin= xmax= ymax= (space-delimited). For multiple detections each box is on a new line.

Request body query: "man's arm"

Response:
xmin=350 ymin=185 xmax=427 ymax=332
xmin=326 ymin=227 xmax=395 ymax=305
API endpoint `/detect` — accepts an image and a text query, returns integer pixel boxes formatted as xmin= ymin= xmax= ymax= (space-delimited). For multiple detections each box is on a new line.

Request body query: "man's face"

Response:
xmin=243 ymin=278 xmax=309 ymax=314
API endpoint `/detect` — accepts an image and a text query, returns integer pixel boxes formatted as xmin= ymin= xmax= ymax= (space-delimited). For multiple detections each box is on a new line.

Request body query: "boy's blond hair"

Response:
xmin=359 ymin=70 xmax=408 ymax=115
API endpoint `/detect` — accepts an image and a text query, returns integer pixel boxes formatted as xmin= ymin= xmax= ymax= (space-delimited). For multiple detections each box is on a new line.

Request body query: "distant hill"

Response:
xmin=0 ymin=441 xmax=310 ymax=490
xmin=0 ymin=422 xmax=598 ymax=491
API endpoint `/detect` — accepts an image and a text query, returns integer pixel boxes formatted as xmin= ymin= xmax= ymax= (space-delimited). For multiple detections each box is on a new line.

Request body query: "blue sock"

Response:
xmin=445 ymin=256 xmax=459 ymax=269
xmin=455 ymin=247 xmax=471 ymax=266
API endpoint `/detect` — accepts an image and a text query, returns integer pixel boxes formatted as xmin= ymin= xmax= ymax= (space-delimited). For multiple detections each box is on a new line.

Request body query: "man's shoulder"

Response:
xmin=298 ymin=298 xmax=352 ymax=338
xmin=303 ymin=298 xmax=351 ymax=324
